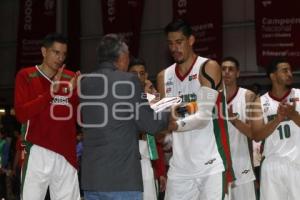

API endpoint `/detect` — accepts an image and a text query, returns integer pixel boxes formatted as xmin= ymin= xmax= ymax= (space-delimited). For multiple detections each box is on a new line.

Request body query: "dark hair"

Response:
xmin=222 ymin=56 xmax=240 ymax=70
xmin=266 ymin=57 xmax=289 ymax=78
xmin=250 ymin=83 xmax=262 ymax=96
xmin=164 ymin=19 xmax=193 ymax=37
xmin=42 ymin=33 xmax=68 ymax=48
xmin=96 ymin=34 xmax=129 ymax=63
xmin=128 ymin=57 xmax=146 ymax=71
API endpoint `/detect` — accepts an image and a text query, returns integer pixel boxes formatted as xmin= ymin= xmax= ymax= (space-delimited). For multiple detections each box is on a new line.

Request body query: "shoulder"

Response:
xmin=113 ymin=71 xmax=141 ymax=87
xmin=292 ymin=88 xmax=300 ymax=94
xmin=17 ymin=66 xmax=36 ymax=75
xmin=202 ymin=59 xmax=220 ymax=72
xmin=258 ymin=92 xmax=269 ymax=103
xmin=62 ymin=69 xmax=76 ymax=80
xmin=16 ymin=66 xmax=38 ymax=81
xmin=116 ymin=70 xmax=137 ymax=80
xmin=199 ymin=59 xmax=221 ymax=88
xmin=157 ymin=70 xmax=165 ymax=82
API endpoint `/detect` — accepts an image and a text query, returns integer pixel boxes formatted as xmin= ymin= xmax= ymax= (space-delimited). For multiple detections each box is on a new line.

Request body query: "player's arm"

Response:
xmin=14 ymin=70 xmax=53 ymax=123
xmin=155 ymin=70 xmax=178 ymax=132
xmin=229 ymin=90 xmax=256 ymax=139
xmin=251 ymin=97 xmax=284 ymax=141
xmin=175 ymin=60 xmax=221 ymax=132
xmin=14 ymin=66 xmax=72 ymax=123
xmin=199 ymin=60 xmax=222 ymax=90
xmin=156 ymin=70 xmax=165 ymax=99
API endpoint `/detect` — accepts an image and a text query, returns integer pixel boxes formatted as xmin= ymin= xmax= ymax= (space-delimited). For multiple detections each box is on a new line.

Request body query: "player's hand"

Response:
xmin=52 ymin=65 xmax=65 ymax=93
xmin=277 ymin=102 xmax=288 ymax=122
xmin=285 ymin=101 xmax=298 ymax=119
xmin=159 ymin=176 xmax=167 ymax=192
xmin=228 ymin=105 xmax=239 ymax=123
xmin=70 ymin=70 xmax=81 ymax=91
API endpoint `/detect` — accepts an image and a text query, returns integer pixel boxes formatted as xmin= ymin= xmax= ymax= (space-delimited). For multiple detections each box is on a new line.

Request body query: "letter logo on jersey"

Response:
xmin=188 ymin=74 xmax=197 ymax=81
xmin=263 ymin=99 xmax=270 ymax=113
xmin=242 ymin=169 xmax=250 ymax=174
xmin=204 ymin=158 xmax=216 ymax=165
xmin=166 ymin=78 xmax=174 ymax=86
xmin=51 ymin=95 xmax=69 ymax=105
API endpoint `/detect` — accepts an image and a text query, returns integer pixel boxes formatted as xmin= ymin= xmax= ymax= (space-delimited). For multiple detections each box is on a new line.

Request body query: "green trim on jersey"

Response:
xmin=20 ymin=123 xmax=33 ymax=198
xmin=28 ymin=71 xmax=41 ymax=79
xmin=20 ymin=143 xmax=32 ymax=198
xmin=20 ymin=123 xmax=33 ymax=151
xmin=27 ymin=70 xmax=72 ymax=82
xmin=220 ymin=92 xmax=235 ymax=179
xmin=62 ymin=73 xmax=72 ymax=80
xmin=212 ymin=91 xmax=235 ymax=191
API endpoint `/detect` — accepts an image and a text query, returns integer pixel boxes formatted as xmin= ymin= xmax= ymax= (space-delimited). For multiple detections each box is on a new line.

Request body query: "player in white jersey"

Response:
xmin=251 ymin=58 xmax=300 ymax=200
xmin=221 ymin=57 xmax=256 ymax=200
xmin=157 ymin=19 xmax=233 ymax=200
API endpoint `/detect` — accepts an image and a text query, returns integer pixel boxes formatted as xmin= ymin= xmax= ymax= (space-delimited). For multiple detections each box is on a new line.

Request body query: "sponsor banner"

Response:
xmin=101 ymin=0 xmax=144 ymax=56
xmin=173 ymin=0 xmax=223 ymax=61
xmin=16 ymin=0 xmax=56 ymax=69
xmin=255 ymin=0 xmax=300 ymax=68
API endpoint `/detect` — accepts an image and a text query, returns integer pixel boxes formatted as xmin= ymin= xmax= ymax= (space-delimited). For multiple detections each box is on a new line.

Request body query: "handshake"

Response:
xmin=147 ymin=93 xmax=198 ymax=117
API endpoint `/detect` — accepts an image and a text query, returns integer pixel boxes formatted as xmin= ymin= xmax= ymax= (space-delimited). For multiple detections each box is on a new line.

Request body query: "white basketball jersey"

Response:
xmin=227 ymin=88 xmax=255 ymax=185
xmin=260 ymin=88 xmax=300 ymax=164
xmin=164 ymin=56 xmax=225 ymax=179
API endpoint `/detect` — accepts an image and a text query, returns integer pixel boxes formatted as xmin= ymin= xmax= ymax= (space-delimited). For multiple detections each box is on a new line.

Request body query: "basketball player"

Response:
xmin=221 ymin=57 xmax=256 ymax=200
xmin=251 ymin=58 xmax=300 ymax=200
xmin=157 ymin=19 xmax=234 ymax=200
xmin=14 ymin=33 xmax=80 ymax=200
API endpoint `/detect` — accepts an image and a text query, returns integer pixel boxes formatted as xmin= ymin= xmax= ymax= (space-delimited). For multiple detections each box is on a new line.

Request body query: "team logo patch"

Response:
xmin=263 ymin=99 xmax=270 ymax=113
xmin=205 ymin=158 xmax=216 ymax=165
xmin=63 ymin=87 xmax=69 ymax=94
xmin=188 ymin=74 xmax=197 ymax=81
xmin=166 ymin=78 xmax=174 ymax=86
xmin=180 ymin=121 xmax=186 ymax=127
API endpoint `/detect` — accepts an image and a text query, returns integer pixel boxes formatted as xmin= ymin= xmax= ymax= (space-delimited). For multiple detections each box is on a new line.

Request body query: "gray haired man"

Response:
xmin=79 ymin=34 xmax=172 ymax=200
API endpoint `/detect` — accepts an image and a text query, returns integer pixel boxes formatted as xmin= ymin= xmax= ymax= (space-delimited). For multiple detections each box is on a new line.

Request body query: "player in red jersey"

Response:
xmin=14 ymin=33 xmax=80 ymax=200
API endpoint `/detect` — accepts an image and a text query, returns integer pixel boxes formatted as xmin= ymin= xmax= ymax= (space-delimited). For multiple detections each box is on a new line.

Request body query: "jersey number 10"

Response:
xmin=277 ymin=124 xmax=291 ymax=140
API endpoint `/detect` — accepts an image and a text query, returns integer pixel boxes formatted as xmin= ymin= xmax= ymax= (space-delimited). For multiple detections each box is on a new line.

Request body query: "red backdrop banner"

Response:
xmin=101 ymin=0 xmax=144 ymax=56
xmin=173 ymin=0 xmax=223 ymax=62
xmin=255 ymin=0 xmax=300 ymax=68
xmin=16 ymin=0 xmax=57 ymax=70
xmin=67 ymin=0 xmax=81 ymax=71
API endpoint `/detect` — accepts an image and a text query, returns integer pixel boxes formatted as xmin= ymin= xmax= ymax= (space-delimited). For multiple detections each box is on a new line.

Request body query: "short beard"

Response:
xmin=175 ymin=59 xmax=184 ymax=64
xmin=286 ymin=83 xmax=292 ymax=88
